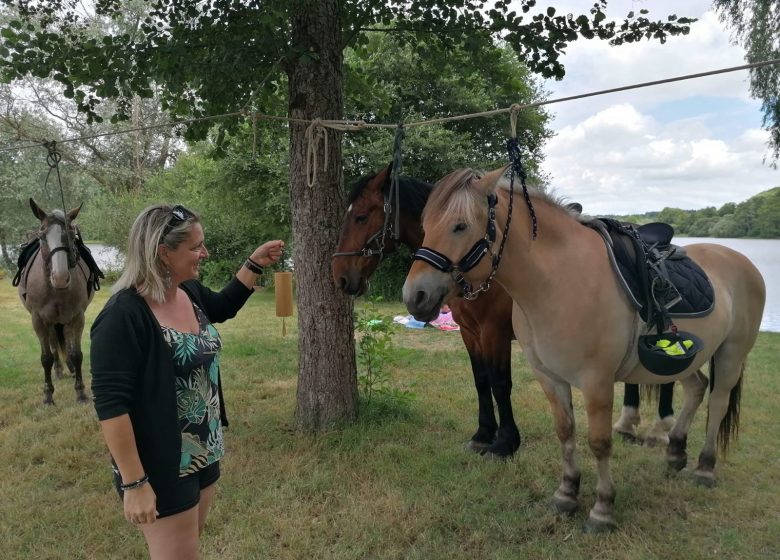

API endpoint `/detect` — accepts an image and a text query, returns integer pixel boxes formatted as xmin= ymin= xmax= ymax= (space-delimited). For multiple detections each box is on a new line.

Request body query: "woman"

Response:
xmin=91 ymin=204 xmax=284 ymax=559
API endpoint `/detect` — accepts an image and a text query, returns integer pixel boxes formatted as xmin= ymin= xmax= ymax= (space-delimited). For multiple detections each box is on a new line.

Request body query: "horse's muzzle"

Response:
xmin=50 ymin=271 xmax=71 ymax=290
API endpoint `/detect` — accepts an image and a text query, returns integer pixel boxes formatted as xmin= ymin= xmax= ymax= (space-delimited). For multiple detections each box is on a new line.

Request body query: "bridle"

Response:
xmin=333 ymin=174 xmax=400 ymax=261
xmin=413 ymin=178 xmax=515 ymax=301
xmin=39 ymin=216 xmax=80 ymax=271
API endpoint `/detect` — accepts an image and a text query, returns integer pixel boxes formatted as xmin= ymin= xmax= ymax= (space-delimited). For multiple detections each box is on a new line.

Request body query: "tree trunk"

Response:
xmin=288 ymin=0 xmax=358 ymax=430
xmin=0 ymin=230 xmax=13 ymax=268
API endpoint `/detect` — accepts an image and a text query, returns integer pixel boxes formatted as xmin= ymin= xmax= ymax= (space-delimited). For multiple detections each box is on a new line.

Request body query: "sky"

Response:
xmin=520 ymin=0 xmax=779 ymax=215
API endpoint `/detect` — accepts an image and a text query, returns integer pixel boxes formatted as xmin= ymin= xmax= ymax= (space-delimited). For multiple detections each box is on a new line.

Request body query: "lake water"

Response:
xmin=680 ymin=238 xmax=779 ymax=333
xmin=86 ymin=243 xmax=124 ymax=271
xmin=87 ymin=239 xmax=779 ymax=332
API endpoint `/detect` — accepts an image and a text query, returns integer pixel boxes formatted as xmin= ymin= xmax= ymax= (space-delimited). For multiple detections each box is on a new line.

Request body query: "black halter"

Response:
xmin=40 ymin=217 xmax=80 ymax=270
xmin=413 ymin=184 xmax=514 ymax=301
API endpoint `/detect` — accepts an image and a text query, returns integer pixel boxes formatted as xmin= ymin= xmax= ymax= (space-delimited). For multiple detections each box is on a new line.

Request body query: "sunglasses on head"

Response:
xmin=162 ymin=204 xmax=194 ymax=237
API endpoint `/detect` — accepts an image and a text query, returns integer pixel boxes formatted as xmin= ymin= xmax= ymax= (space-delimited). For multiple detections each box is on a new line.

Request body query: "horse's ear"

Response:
xmin=475 ymin=164 xmax=510 ymax=195
xmin=368 ymin=164 xmax=392 ymax=194
xmin=566 ymin=202 xmax=583 ymax=216
xmin=67 ymin=202 xmax=83 ymax=222
xmin=29 ymin=198 xmax=47 ymax=222
xmin=382 ymin=162 xmax=393 ymax=187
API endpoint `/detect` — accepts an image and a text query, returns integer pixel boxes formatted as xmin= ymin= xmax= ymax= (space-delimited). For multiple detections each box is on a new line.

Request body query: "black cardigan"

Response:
xmin=90 ymin=278 xmax=253 ymax=488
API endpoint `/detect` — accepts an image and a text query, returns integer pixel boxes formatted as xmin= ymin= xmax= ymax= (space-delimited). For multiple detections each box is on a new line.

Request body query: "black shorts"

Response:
xmin=113 ymin=462 xmax=221 ymax=519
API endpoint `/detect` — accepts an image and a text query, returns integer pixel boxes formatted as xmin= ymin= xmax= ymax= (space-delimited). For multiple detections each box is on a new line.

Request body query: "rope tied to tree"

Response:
xmin=304 ymin=119 xmax=368 ymax=187
xmin=305 ymin=118 xmax=327 ymax=187
xmin=509 ymin=103 xmax=521 ymax=139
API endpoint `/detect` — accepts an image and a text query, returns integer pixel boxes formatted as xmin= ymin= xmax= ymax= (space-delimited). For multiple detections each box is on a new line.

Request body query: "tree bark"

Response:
xmin=288 ymin=0 xmax=358 ymax=430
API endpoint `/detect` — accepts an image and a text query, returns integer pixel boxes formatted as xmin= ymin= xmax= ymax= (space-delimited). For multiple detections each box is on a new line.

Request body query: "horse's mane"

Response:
xmin=424 ymin=168 xmax=589 ymax=227
xmin=495 ymin=177 xmax=591 ymax=224
xmin=348 ymin=168 xmax=434 ymax=219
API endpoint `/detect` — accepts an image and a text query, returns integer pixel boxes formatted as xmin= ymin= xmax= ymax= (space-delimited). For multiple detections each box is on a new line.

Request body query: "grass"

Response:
xmin=0 ymin=280 xmax=778 ymax=559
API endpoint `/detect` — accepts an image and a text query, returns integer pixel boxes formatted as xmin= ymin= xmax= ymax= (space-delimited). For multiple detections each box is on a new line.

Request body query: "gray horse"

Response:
xmin=16 ymin=199 xmax=95 ymax=405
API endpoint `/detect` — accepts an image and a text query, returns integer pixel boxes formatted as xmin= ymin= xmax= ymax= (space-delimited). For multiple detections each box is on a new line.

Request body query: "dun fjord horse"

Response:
xmin=332 ymin=165 xmax=675 ymax=457
xmin=403 ymin=167 xmax=765 ymax=532
xmin=17 ymin=199 xmax=94 ymax=405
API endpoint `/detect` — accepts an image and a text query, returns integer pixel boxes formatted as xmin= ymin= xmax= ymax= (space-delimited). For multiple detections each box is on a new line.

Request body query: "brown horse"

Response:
xmin=332 ymin=166 xmax=520 ymax=457
xmin=16 ymin=199 xmax=94 ymax=405
xmin=403 ymin=167 xmax=765 ymax=532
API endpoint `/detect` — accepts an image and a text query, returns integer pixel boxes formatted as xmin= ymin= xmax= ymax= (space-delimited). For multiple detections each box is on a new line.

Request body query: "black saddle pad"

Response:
xmin=12 ymin=239 xmax=40 ymax=287
xmin=593 ymin=219 xmax=714 ymax=322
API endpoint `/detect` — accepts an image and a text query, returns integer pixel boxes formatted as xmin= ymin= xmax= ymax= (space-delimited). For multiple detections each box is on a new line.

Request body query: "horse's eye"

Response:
xmin=453 ymin=223 xmax=467 ymax=233
xmin=355 ymin=215 xmax=368 ymax=225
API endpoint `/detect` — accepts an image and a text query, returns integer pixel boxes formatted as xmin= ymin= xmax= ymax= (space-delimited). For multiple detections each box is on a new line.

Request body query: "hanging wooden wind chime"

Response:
xmin=274 ymin=263 xmax=294 ymax=336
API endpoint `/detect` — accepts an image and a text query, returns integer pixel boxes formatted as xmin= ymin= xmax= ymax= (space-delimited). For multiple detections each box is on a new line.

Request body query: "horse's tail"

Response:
xmin=707 ymin=355 xmax=743 ymax=455
xmin=52 ymin=324 xmax=67 ymax=365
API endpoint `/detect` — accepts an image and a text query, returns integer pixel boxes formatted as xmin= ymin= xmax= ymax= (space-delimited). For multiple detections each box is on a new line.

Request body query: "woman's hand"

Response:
xmin=251 ymin=240 xmax=285 ymax=267
xmin=123 ymin=483 xmax=158 ymax=525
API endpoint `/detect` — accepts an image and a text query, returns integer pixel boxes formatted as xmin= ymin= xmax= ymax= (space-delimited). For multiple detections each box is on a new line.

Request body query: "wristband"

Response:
xmin=244 ymin=257 xmax=264 ymax=274
xmin=120 ymin=474 xmax=149 ymax=491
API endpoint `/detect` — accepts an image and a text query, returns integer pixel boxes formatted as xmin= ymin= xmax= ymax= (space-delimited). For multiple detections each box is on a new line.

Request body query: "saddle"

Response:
xmin=589 ymin=218 xmax=714 ymax=333
xmin=13 ymin=235 xmax=105 ymax=298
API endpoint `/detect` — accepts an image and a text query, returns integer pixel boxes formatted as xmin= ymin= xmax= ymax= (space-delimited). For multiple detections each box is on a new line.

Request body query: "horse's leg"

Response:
xmin=535 ymin=373 xmax=580 ymax=515
xmin=52 ymin=338 xmax=65 ymax=379
xmin=31 ymin=316 xmax=55 ymax=405
xmin=693 ymin=354 xmax=744 ymax=488
xmin=63 ymin=318 xmax=89 ymax=403
xmin=582 ymin=380 xmax=618 ymax=533
xmin=645 ymin=382 xmax=675 ymax=447
xmin=613 ymin=383 xmax=640 ymax=442
xmin=461 ymin=327 xmax=498 ymax=453
xmin=483 ymin=331 xmax=520 ymax=458
xmin=666 ymin=371 xmax=708 ymax=472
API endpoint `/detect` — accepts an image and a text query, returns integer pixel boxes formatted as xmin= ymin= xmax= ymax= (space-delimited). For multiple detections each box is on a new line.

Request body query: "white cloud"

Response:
xmin=515 ymin=0 xmax=779 ymax=214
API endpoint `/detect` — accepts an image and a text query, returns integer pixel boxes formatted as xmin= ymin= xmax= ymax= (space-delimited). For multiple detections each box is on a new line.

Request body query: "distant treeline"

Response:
xmin=609 ymin=187 xmax=780 ymax=238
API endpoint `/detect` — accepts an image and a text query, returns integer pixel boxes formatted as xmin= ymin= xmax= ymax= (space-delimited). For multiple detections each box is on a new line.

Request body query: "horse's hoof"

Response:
xmin=666 ymin=455 xmax=687 ymax=472
xmin=464 ymin=439 xmax=492 ymax=454
xmin=616 ymin=430 xmax=641 ymax=445
xmin=643 ymin=434 xmax=669 ymax=448
xmin=582 ymin=516 xmax=618 ymax=534
xmin=551 ymin=496 xmax=579 ymax=516
xmin=43 ymin=397 xmax=55 ymax=406
xmin=480 ymin=449 xmax=509 ymax=461
xmin=482 ymin=438 xmax=521 ymax=459
xmin=692 ymin=472 xmax=716 ymax=488
xmin=76 ymin=393 xmax=89 ymax=404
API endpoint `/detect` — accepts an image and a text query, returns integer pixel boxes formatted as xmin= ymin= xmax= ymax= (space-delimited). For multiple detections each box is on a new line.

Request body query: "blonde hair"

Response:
xmin=113 ymin=204 xmax=200 ymax=303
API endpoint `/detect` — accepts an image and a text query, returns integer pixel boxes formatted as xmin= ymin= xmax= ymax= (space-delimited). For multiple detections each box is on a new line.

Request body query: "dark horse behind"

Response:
xmin=331 ymin=165 xmax=675 ymax=457
xmin=14 ymin=199 xmax=103 ymax=405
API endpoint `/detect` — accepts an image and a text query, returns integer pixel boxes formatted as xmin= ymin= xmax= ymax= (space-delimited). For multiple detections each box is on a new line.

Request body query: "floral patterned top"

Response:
xmin=161 ymin=303 xmax=224 ymax=477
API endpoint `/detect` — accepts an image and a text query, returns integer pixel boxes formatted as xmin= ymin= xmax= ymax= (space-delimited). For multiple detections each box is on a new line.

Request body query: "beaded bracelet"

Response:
xmin=244 ymin=257 xmax=264 ymax=274
xmin=120 ymin=474 xmax=149 ymax=491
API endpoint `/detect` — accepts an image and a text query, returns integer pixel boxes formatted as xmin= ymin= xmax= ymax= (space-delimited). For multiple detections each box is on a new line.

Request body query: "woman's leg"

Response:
xmin=139 ymin=505 xmax=200 ymax=560
xmin=198 ymin=483 xmax=217 ymax=536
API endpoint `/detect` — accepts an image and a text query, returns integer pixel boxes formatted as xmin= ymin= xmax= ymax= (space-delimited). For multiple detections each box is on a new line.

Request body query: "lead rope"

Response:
xmin=390 ymin=124 xmax=405 ymax=240
xmin=43 ymin=140 xmax=78 ymax=268
xmin=507 ymin=105 xmax=537 ymax=240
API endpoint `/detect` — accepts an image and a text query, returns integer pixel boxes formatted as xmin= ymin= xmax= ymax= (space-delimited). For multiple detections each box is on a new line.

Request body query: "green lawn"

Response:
xmin=0 ymin=279 xmax=778 ymax=559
